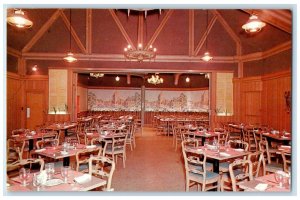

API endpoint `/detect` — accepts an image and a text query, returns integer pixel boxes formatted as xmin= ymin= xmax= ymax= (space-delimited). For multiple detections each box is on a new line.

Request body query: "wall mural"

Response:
xmin=145 ymin=90 xmax=209 ymax=112
xmin=88 ymin=89 xmax=141 ymax=111
xmin=88 ymin=89 xmax=209 ymax=112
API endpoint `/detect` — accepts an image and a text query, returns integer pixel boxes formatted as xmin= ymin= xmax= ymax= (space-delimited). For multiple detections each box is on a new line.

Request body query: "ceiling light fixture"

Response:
xmin=126 ymin=9 xmax=162 ymax=18
xmin=185 ymin=77 xmax=190 ymax=83
xmin=115 ymin=76 xmax=120 ymax=81
xmin=63 ymin=9 xmax=77 ymax=63
xmin=124 ymin=43 xmax=157 ymax=62
xmin=202 ymin=10 xmax=213 ymax=62
xmin=147 ymin=73 xmax=163 ymax=85
xmin=90 ymin=73 xmax=104 ymax=78
xmin=7 ymin=9 xmax=33 ymax=28
xmin=242 ymin=14 xmax=266 ymax=33
xmin=32 ymin=65 xmax=38 ymax=71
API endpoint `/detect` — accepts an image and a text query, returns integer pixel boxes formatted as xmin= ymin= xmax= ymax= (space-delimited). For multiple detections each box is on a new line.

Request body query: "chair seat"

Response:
xmin=106 ymin=147 xmax=125 ymax=154
xmin=189 ymin=162 xmax=213 ymax=172
xmin=219 ymin=162 xmax=230 ymax=172
xmin=221 ymin=169 xmax=243 ymax=181
xmin=189 ymin=171 xmax=219 ymax=183
xmin=266 ymin=163 xmax=283 ymax=172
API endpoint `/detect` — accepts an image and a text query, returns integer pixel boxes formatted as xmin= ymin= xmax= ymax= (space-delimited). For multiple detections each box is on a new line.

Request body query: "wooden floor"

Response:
xmin=112 ymin=126 xmax=190 ymax=192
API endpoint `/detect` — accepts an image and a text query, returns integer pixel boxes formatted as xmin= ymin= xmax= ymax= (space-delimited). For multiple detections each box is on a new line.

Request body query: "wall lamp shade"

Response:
xmin=242 ymin=15 xmax=266 ymax=33
xmin=201 ymin=52 xmax=213 ymax=62
xmin=7 ymin=9 xmax=33 ymax=28
xmin=63 ymin=52 xmax=77 ymax=63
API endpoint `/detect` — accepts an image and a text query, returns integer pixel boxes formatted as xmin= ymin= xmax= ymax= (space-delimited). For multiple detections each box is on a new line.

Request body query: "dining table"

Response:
xmin=45 ymin=123 xmax=77 ymax=137
xmin=187 ymin=145 xmax=250 ymax=174
xmin=10 ymin=131 xmax=57 ymax=152
xmin=256 ymin=131 xmax=291 ymax=145
xmin=193 ymin=131 xmax=224 ymax=146
xmin=7 ymin=169 xmax=106 ymax=192
xmin=238 ymin=173 xmax=290 ymax=192
xmin=35 ymin=144 xmax=99 ymax=166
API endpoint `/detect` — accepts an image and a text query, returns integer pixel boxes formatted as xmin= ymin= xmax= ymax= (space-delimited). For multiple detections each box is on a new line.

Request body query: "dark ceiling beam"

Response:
xmin=7 ymin=47 xmax=21 ymax=58
xmin=242 ymin=9 xmax=292 ymax=34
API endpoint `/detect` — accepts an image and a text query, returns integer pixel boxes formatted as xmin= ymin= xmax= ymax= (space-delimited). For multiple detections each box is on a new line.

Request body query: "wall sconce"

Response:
xmin=284 ymin=91 xmax=291 ymax=113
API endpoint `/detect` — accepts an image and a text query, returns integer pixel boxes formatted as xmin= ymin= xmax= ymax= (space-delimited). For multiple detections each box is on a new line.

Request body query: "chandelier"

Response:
xmin=147 ymin=73 xmax=163 ymax=85
xmin=90 ymin=73 xmax=104 ymax=78
xmin=124 ymin=43 xmax=157 ymax=62
xmin=242 ymin=15 xmax=266 ymax=33
xmin=7 ymin=9 xmax=33 ymax=28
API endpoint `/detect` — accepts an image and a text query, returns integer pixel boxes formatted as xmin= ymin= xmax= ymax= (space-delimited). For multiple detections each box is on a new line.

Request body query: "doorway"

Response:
xmin=26 ymin=92 xmax=44 ymax=129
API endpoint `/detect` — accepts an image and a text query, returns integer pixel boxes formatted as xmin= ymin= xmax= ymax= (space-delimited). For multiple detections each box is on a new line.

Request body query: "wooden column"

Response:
xmin=141 ymin=85 xmax=145 ymax=126
xmin=210 ymin=72 xmax=217 ymax=129
xmin=18 ymin=58 xmax=27 ymax=128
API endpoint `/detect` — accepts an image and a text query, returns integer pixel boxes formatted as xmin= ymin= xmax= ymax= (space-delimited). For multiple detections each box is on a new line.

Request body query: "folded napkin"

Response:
xmin=219 ymin=152 xmax=231 ymax=157
xmin=74 ymin=174 xmax=92 ymax=184
xmin=12 ymin=134 xmax=19 ymax=137
xmin=204 ymin=133 xmax=211 ymax=136
xmin=31 ymin=131 xmax=36 ymax=135
xmin=255 ymin=183 xmax=268 ymax=191
xmin=263 ymin=132 xmax=270 ymax=135
xmin=86 ymin=132 xmax=93 ymax=135
xmin=280 ymin=145 xmax=291 ymax=149
xmin=86 ymin=145 xmax=96 ymax=149
xmin=281 ymin=136 xmax=289 ymax=139
xmin=37 ymin=170 xmax=47 ymax=185
xmin=234 ymin=148 xmax=244 ymax=152
xmin=60 ymin=151 xmax=69 ymax=155
xmin=35 ymin=148 xmax=46 ymax=153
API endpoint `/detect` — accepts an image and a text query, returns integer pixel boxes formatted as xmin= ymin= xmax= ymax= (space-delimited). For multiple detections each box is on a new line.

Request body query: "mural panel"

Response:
xmin=145 ymin=89 xmax=209 ymax=112
xmin=88 ymin=89 xmax=141 ymax=111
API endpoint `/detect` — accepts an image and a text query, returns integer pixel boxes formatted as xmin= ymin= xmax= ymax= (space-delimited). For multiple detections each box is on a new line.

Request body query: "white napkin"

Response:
xmin=234 ymin=148 xmax=244 ymax=152
xmin=37 ymin=170 xmax=47 ymax=185
xmin=220 ymin=152 xmax=231 ymax=157
xmin=280 ymin=145 xmax=291 ymax=149
xmin=86 ymin=132 xmax=93 ymax=135
xmin=31 ymin=131 xmax=36 ymax=135
xmin=255 ymin=183 xmax=268 ymax=191
xmin=86 ymin=145 xmax=96 ymax=149
xmin=60 ymin=151 xmax=69 ymax=155
xmin=35 ymin=148 xmax=46 ymax=153
xmin=204 ymin=133 xmax=211 ymax=136
xmin=74 ymin=174 xmax=92 ymax=184
xmin=12 ymin=134 xmax=19 ymax=137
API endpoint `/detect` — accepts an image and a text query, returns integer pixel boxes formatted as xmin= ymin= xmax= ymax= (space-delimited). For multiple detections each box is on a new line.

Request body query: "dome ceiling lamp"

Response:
xmin=7 ymin=9 xmax=33 ymax=28
xmin=242 ymin=14 xmax=266 ymax=33
xmin=202 ymin=10 xmax=213 ymax=62
xmin=63 ymin=9 xmax=77 ymax=63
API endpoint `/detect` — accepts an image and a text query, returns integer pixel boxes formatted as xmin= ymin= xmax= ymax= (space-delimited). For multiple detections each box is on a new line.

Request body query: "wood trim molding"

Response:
xmin=86 ymin=9 xmax=92 ymax=54
xmin=145 ymin=10 xmax=174 ymax=49
xmin=241 ymin=41 xmax=291 ymax=62
xmin=22 ymin=9 xmax=61 ymax=53
xmin=188 ymin=10 xmax=195 ymax=56
xmin=109 ymin=9 xmax=136 ymax=50
xmin=87 ymin=86 xmax=141 ymax=90
xmin=22 ymin=75 xmax=49 ymax=80
xmin=60 ymin=10 xmax=87 ymax=54
xmin=261 ymin=70 xmax=291 ymax=81
xmin=145 ymin=87 xmax=209 ymax=91
xmin=194 ymin=15 xmax=217 ymax=56
xmin=7 ymin=47 xmax=21 ymax=58
xmin=7 ymin=72 xmax=20 ymax=79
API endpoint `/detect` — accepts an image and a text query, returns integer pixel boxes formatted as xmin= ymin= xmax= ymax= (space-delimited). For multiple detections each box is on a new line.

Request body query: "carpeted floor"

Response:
xmin=112 ymin=126 xmax=188 ymax=192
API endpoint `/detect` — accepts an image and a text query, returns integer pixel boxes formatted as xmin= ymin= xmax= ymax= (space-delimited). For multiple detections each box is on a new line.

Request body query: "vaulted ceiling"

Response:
xmin=7 ymin=8 xmax=292 ymax=77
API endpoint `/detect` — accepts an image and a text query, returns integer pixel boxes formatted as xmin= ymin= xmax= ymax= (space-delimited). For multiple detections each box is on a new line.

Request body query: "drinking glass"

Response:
xmin=61 ymin=166 xmax=70 ymax=183
xmin=45 ymin=163 xmax=55 ymax=180
xmin=224 ymin=142 xmax=230 ymax=152
xmin=19 ymin=168 xmax=30 ymax=186
xmin=274 ymin=171 xmax=284 ymax=188
xmin=204 ymin=141 xmax=208 ymax=150
xmin=32 ymin=172 xmax=42 ymax=191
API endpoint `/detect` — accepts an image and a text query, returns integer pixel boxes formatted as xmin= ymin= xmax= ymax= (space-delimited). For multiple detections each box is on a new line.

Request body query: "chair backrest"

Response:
xmin=7 ymin=158 xmax=45 ymax=174
xmin=7 ymin=139 xmax=25 ymax=162
xmin=247 ymin=151 xmax=264 ymax=177
xmin=77 ymin=132 xmax=87 ymax=145
xmin=181 ymin=138 xmax=199 ymax=148
xmin=111 ymin=134 xmax=127 ymax=152
xmin=229 ymin=159 xmax=253 ymax=191
xmin=228 ymin=140 xmax=249 ymax=151
xmin=75 ymin=147 xmax=102 ymax=171
xmin=88 ymin=156 xmax=115 ymax=191
xmin=42 ymin=131 xmax=57 ymax=140
xmin=182 ymin=145 xmax=207 ymax=182
xmin=258 ymin=139 xmax=271 ymax=164
xmin=36 ymin=138 xmax=59 ymax=149
xmin=91 ymin=138 xmax=107 ymax=156
xmin=281 ymin=151 xmax=291 ymax=173
xmin=218 ymin=131 xmax=228 ymax=145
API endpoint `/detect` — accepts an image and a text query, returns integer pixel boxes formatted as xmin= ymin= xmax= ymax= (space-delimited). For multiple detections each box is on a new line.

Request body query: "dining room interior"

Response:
xmin=5 ymin=6 xmax=294 ymax=193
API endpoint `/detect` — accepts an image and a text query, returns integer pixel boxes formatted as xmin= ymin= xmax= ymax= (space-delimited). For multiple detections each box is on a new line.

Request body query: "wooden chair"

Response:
xmin=174 ymin=126 xmax=183 ymax=151
xmin=182 ymin=144 xmax=220 ymax=191
xmin=7 ymin=139 xmax=25 ymax=163
xmin=7 ymin=158 xmax=45 ymax=178
xmin=281 ymin=151 xmax=291 ymax=173
xmin=105 ymin=134 xmax=127 ymax=168
xmin=125 ymin=124 xmax=136 ymax=151
xmin=229 ymin=159 xmax=253 ymax=191
xmin=247 ymin=151 xmax=265 ymax=177
xmin=88 ymin=156 xmax=115 ymax=191
xmin=36 ymin=138 xmax=59 ymax=149
xmin=244 ymin=129 xmax=258 ymax=152
xmin=259 ymin=140 xmax=283 ymax=174
xmin=77 ymin=132 xmax=88 ymax=145
xmin=75 ymin=147 xmax=102 ymax=172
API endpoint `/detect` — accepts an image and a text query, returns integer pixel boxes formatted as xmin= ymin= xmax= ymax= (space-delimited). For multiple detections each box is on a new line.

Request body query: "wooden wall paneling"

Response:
xmin=7 ymin=74 xmax=22 ymax=136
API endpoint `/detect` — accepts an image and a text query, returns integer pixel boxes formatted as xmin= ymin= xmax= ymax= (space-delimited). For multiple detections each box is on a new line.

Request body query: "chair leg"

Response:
xmin=122 ymin=153 xmax=126 ymax=168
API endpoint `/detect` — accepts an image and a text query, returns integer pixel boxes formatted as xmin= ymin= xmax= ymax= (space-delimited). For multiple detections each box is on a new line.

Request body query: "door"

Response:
xmin=26 ymin=92 xmax=44 ymax=129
